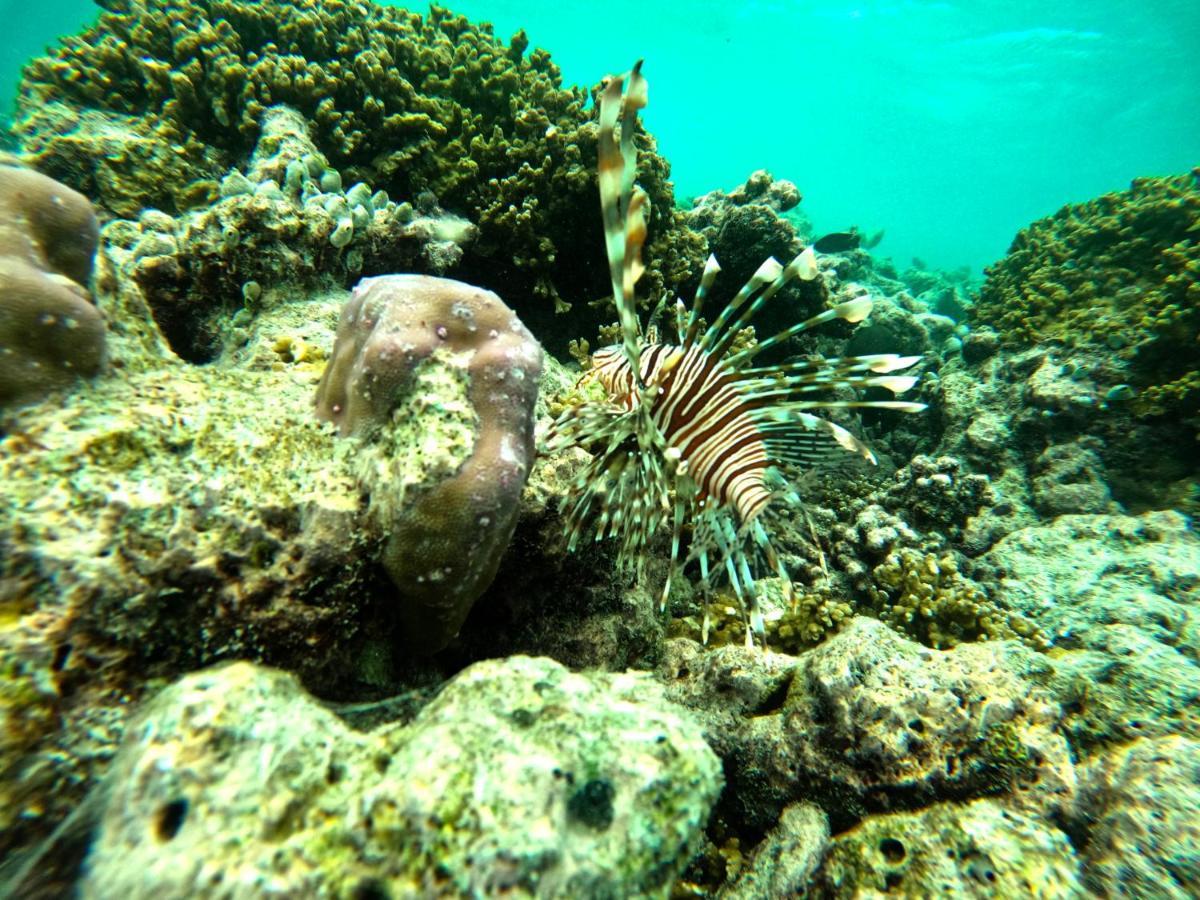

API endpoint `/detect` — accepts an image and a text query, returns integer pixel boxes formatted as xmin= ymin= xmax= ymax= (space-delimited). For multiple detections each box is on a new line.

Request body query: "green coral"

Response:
xmin=870 ymin=549 xmax=1049 ymax=651
xmin=669 ymin=584 xmax=853 ymax=654
xmin=14 ymin=1 xmax=704 ymax=323
xmin=974 ymin=171 xmax=1200 ymax=423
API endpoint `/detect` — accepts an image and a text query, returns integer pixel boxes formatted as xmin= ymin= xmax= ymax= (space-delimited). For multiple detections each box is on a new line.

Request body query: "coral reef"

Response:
xmin=870 ymin=548 xmax=1049 ymax=650
xmin=783 ymin=451 xmax=1048 ymax=654
xmin=14 ymin=0 xmax=704 ymax=337
xmin=932 ymin=331 xmax=1195 ymax=523
xmin=75 ymin=657 xmax=720 ymax=899
xmin=0 ymin=279 xmax=544 ymax=853
xmin=668 ymin=583 xmax=855 ymax=654
xmin=3 ymin=4 xmax=1197 ymax=895
xmin=974 ymin=172 xmax=1200 ymax=425
xmin=316 ymin=274 xmax=543 ymax=652
xmin=0 ymin=296 xmax=360 ymax=853
xmin=0 ymin=165 xmax=105 ymax=406
xmin=103 ymin=105 xmax=478 ymax=362
xmin=0 ymin=260 xmax=637 ymax=861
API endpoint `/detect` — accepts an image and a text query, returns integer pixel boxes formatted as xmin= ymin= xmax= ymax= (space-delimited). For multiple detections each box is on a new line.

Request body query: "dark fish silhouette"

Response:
xmin=813 ymin=230 xmax=862 ymax=253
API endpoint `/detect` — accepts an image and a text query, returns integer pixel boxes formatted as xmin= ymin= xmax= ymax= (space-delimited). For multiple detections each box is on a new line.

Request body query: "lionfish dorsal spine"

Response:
xmin=682 ymin=254 xmax=722 ymax=348
xmin=725 ymin=295 xmax=873 ymax=366
xmin=597 ymin=61 xmax=649 ymax=390
xmin=698 ymin=256 xmax=784 ymax=353
xmin=710 ymin=247 xmax=823 ymax=357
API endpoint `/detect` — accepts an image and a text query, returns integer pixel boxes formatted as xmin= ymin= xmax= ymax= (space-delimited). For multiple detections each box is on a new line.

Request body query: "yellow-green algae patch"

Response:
xmin=668 ymin=580 xmax=855 ymax=654
xmin=0 ymin=643 xmax=59 ymax=835
xmin=359 ymin=347 xmax=477 ymax=530
xmin=870 ymin=549 xmax=1050 ymax=651
xmin=0 ymin=362 xmax=358 ymax=564
xmin=816 ymin=798 xmax=1084 ymax=897
xmin=974 ymin=171 xmax=1200 ymax=424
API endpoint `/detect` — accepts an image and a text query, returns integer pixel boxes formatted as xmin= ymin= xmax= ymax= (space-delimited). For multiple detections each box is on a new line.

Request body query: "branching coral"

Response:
xmin=15 ymin=1 xmax=703 ymax=326
xmin=870 ymin=548 xmax=1048 ymax=650
xmin=669 ymin=583 xmax=854 ymax=653
xmin=101 ymin=105 xmax=478 ymax=363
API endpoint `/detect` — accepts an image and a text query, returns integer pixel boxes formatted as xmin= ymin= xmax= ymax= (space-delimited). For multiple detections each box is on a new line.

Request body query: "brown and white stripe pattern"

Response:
xmin=545 ymin=63 xmax=927 ymax=645
xmin=587 ymin=342 xmax=774 ymax=525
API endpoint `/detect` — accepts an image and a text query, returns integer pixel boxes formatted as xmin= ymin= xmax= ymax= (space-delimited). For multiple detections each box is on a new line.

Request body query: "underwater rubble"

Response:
xmin=1 ymin=3 xmax=1198 ymax=898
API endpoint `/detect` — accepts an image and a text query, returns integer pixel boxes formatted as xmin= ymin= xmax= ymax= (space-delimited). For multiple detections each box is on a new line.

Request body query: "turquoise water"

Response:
xmin=2 ymin=3 xmax=1199 ymax=895
xmin=4 ymin=0 xmax=1197 ymax=272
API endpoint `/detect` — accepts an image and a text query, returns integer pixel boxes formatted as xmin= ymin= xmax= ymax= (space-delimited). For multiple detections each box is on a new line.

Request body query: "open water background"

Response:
xmin=3 ymin=0 xmax=1197 ymax=272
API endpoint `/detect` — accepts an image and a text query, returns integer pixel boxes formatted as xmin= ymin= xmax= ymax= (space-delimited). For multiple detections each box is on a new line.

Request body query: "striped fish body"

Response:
xmin=588 ymin=343 xmax=773 ymax=526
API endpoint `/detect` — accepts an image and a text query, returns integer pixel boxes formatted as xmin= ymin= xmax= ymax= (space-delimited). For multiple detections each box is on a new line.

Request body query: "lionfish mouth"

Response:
xmin=543 ymin=61 xmax=926 ymax=647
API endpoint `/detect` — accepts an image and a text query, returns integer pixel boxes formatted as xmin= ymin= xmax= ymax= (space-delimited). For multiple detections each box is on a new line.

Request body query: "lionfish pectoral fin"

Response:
xmin=789 ymin=246 xmax=819 ymax=281
xmin=872 ymin=375 xmax=919 ymax=394
xmin=867 ymin=354 xmax=923 ymax=373
xmin=836 ymin=297 xmax=873 ymax=323
xmin=751 ymin=605 xmax=766 ymax=639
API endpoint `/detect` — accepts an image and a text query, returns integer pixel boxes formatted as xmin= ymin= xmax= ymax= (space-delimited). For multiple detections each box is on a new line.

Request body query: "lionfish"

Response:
xmin=545 ymin=62 xmax=926 ymax=645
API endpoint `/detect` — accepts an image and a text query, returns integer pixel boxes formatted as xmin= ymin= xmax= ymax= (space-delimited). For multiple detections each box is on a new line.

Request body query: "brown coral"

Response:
xmin=0 ymin=165 xmax=105 ymax=408
xmin=315 ymin=274 xmax=543 ymax=652
xmin=15 ymin=1 xmax=704 ymax=336
xmin=974 ymin=171 xmax=1200 ymax=424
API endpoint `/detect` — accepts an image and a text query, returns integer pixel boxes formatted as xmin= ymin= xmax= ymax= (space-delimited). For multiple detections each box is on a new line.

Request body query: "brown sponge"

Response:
xmin=316 ymin=274 xmax=543 ymax=652
xmin=0 ymin=165 xmax=104 ymax=408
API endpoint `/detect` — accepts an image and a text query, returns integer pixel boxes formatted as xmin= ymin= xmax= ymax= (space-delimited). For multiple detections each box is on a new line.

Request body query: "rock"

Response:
xmin=1030 ymin=438 xmax=1114 ymax=516
xmin=983 ymin=511 xmax=1200 ymax=748
xmin=82 ymin=656 xmax=722 ymax=899
xmin=724 ymin=802 xmax=829 ymax=899
xmin=1072 ymin=736 xmax=1200 ymax=899
xmin=661 ymin=619 xmax=1074 ymax=836
xmin=815 ymin=798 xmax=1085 ymax=898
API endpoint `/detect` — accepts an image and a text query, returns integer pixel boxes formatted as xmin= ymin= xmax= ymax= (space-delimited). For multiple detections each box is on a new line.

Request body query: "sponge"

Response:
xmin=316 ymin=274 xmax=543 ymax=652
xmin=0 ymin=165 xmax=104 ymax=408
